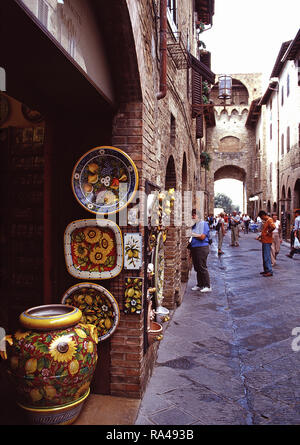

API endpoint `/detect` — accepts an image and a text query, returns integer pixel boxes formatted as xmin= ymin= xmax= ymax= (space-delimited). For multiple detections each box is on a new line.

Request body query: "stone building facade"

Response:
xmin=204 ymin=73 xmax=263 ymax=215
xmin=248 ymin=29 xmax=300 ymax=238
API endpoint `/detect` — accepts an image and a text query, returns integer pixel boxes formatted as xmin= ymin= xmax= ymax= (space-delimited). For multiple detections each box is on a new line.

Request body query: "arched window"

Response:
xmin=219 ymin=136 xmax=240 ymax=152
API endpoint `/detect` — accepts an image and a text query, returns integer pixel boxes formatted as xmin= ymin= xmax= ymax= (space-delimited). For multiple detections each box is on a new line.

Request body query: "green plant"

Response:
xmin=200 ymin=151 xmax=211 ymax=170
xmin=202 ymin=80 xmax=210 ymax=104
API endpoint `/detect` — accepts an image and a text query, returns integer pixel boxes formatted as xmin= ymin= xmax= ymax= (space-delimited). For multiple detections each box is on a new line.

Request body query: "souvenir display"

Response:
xmin=62 ymin=283 xmax=120 ymax=342
xmin=147 ymin=300 xmax=163 ymax=345
xmin=0 ymin=304 xmax=98 ymax=425
xmin=152 ymin=231 xmax=165 ymax=308
xmin=147 ymin=188 xmax=174 ymax=254
xmin=155 ymin=306 xmax=170 ymax=323
xmin=71 ymin=146 xmax=138 ymax=215
xmin=124 ymin=278 xmax=143 ymax=315
xmin=147 ymin=188 xmax=175 ymax=231
xmin=124 ymin=233 xmax=142 ymax=270
xmin=64 ymin=219 xmax=123 ymax=280
xmin=148 ymin=321 xmax=163 ymax=345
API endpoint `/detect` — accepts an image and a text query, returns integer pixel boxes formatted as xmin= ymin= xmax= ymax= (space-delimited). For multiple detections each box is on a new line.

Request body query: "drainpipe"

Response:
xmin=156 ymin=0 xmax=167 ymax=100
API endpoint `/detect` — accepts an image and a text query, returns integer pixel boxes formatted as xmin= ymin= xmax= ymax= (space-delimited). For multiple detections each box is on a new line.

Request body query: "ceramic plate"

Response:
xmin=72 ymin=146 xmax=138 ymax=215
xmin=64 ymin=219 xmax=123 ymax=280
xmin=61 ymin=283 xmax=120 ymax=342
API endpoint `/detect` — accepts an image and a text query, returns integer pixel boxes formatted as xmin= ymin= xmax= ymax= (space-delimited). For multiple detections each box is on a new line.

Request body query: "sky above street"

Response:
xmin=204 ymin=0 xmax=300 ymax=88
xmin=209 ymin=0 xmax=300 ymax=210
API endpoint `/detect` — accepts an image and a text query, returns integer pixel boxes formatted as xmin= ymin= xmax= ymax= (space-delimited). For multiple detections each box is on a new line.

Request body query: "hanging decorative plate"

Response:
xmin=61 ymin=282 xmax=120 ymax=342
xmin=124 ymin=277 xmax=143 ymax=315
xmin=124 ymin=233 xmax=142 ymax=270
xmin=64 ymin=219 xmax=123 ymax=280
xmin=152 ymin=231 xmax=165 ymax=308
xmin=72 ymin=146 xmax=139 ymax=215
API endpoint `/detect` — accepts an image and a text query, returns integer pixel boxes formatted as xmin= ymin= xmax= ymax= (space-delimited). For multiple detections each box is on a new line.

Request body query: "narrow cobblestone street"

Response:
xmin=136 ymin=230 xmax=300 ymax=425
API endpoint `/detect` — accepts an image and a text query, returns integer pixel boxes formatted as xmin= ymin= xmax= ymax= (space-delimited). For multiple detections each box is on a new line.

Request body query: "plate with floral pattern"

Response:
xmin=64 ymin=219 xmax=123 ymax=280
xmin=61 ymin=282 xmax=120 ymax=342
xmin=72 ymin=146 xmax=139 ymax=215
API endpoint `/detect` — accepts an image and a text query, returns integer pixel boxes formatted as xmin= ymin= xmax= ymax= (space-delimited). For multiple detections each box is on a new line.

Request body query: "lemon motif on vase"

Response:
xmin=68 ymin=360 xmax=80 ymax=376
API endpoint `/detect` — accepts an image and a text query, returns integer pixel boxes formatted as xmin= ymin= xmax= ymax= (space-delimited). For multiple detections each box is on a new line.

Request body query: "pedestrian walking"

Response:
xmin=230 ymin=211 xmax=241 ymax=246
xmin=243 ymin=213 xmax=250 ymax=234
xmin=271 ymin=213 xmax=282 ymax=266
xmin=286 ymin=209 xmax=300 ymax=259
xmin=216 ymin=212 xmax=225 ymax=255
xmin=256 ymin=210 xmax=276 ymax=277
xmin=190 ymin=209 xmax=212 ymax=293
xmin=256 ymin=215 xmax=262 ymax=231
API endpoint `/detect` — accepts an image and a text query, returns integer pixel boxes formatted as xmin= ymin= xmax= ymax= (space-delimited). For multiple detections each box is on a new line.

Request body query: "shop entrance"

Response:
xmin=0 ymin=1 xmax=115 ymax=405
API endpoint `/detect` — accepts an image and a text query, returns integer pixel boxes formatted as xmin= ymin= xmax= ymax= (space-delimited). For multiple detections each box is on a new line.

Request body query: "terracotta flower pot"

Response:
xmin=1 ymin=304 xmax=98 ymax=425
xmin=147 ymin=321 xmax=163 ymax=345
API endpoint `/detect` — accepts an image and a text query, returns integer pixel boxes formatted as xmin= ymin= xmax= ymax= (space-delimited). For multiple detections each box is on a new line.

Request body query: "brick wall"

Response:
xmin=106 ymin=0 xmax=206 ymax=398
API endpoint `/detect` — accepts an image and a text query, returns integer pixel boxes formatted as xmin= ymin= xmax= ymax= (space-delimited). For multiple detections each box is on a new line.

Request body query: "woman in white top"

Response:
xmin=217 ymin=212 xmax=226 ymax=255
xmin=271 ymin=213 xmax=282 ymax=266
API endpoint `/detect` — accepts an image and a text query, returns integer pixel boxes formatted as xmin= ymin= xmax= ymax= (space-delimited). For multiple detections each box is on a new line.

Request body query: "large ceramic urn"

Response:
xmin=1 ymin=304 xmax=98 ymax=425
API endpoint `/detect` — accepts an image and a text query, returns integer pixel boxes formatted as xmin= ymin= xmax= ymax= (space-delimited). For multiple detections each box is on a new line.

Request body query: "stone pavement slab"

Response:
xmin=135 ymin=231 xmax=300 ymax=425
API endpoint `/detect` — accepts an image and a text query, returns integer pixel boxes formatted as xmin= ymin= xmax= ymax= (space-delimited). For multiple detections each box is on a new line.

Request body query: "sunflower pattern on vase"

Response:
xmin=5 ymin=322 xmax=98 ymax=409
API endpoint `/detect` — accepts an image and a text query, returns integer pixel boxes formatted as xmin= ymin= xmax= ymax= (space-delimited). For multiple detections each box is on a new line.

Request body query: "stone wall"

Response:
xmin=206 ymin=73 xmax=262 ymax=214
xmin=106 ymin=0 xmax=209 ymax=398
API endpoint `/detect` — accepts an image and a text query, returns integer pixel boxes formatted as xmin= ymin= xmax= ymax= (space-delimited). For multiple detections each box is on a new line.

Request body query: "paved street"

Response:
xmin=136 ymin=230 xmax=300 ymax=425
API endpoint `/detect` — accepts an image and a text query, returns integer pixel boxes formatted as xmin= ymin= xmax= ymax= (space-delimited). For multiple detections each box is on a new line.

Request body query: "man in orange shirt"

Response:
xmin=256 ymin=210 xmax=276 ymax=277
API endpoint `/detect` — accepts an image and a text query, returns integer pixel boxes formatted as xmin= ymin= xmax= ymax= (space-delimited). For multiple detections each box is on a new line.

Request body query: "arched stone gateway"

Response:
xmin=213 ymin=165 xmax=247 ymax=213
xmin=205 ymin=73 xmax=262 ymax=217
xmin=214 ymin=165 xmax=246 ymax=183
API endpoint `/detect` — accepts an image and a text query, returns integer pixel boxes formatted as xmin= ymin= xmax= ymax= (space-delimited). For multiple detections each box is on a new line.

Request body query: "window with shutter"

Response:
xmin=192 ymin=69 xmax=203 ymax=118
xmin=167 ymin=0 xmax=177 ymax=26
xmin=287 ymin=126 xmax=290 ymax=152
xmin=196 ymin=115 xmax=203 ymax=139
xmin=38 ymin=0 xmax=49 ymax=28
xmin=170 ymin=114 xmax=176 ymax=145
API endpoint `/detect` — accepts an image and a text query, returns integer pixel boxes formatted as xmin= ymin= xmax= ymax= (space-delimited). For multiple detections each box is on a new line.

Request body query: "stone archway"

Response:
xmin=163 ymin=155 xmax=179 ymax=309
xmin=294 ymin=179 xmax=300 ymax=209
xmin=214 ymin=164 xmax=246 ymax=183
xmin=213 ymin=165 xmax=247 ymax=214
xmin=206 ymin=73 xmax=262 ymax=219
